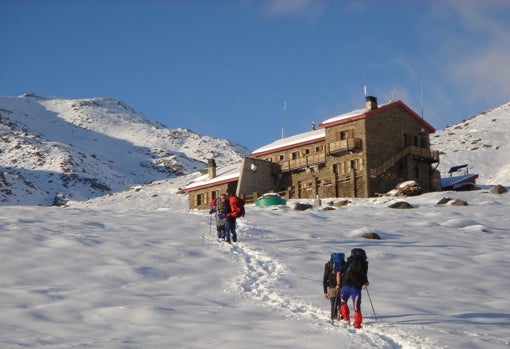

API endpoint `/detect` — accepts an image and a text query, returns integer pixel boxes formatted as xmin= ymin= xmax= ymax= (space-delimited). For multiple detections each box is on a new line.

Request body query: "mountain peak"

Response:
xmin=0 ymin=95 xmax=249 ymax=206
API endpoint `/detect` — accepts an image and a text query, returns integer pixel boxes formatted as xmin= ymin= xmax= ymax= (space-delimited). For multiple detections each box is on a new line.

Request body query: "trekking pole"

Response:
xmin=365 ymin=286 xmax=378 ymax=321
xmin=209 ymin=213 xmax=213 ymax=235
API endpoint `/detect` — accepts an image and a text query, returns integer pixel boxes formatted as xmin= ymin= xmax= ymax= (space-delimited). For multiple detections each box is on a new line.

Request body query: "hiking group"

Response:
xmin=323 ymin=248 xmax=369 ymax=328
xmin=209 ymin=193 xmax=245 ymax=244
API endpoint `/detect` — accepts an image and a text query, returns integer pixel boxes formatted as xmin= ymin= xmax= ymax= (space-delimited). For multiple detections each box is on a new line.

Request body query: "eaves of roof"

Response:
xmin=250 ymin=128 xmax=325 ymax=157
xmin=182 ymin=176 xmax=238 ymax=192
xmin=319 ymin=100 xmax=436 ymax=133
xmin=183 ymin=162 xmax=241 ymax=192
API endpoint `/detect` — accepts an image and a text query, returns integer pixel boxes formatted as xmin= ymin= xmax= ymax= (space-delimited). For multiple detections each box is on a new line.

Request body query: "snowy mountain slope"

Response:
xmin=5 ymin=175 xmax=507 ymax=349
xmin=431 ymin=101 xmax=510 ymax=185
xmin=1 ymin=93 xmax=509 ymax=206
xmin=0 ymin=94 xmax=249 ymax=205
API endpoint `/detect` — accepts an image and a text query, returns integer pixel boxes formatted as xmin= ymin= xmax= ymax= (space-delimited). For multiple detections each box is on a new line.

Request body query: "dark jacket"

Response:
xmin=322 ymin=261 xmax=341 ymax=294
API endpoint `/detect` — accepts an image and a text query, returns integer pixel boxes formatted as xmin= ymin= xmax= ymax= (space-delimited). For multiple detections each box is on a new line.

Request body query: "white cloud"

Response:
xmin=443 ymin=2 xmax=510 ymax=104
xmin=450 ymin=46 xmax=510 ymax=103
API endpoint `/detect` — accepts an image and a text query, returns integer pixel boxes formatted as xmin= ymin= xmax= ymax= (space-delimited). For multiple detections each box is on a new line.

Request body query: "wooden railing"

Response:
xmin=328 ymin=138 xmax=362 ymax=155
xmin=369 ymin=146 xmax=439 ymax=177
xmin=280 ymin=153 xmax=326 ymax=171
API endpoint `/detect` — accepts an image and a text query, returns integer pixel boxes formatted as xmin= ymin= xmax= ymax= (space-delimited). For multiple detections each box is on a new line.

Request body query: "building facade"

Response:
xmin=184 ymin=97 xmax=440 ymax=209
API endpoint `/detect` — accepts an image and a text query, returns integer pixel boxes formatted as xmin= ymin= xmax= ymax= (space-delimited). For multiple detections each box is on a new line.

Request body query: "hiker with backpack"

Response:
xmin=323 ymin=252 xmax=346 ymax=324
xmin=209 ymin=194 xmax=229 ymax=241
xmin=225 ymin=192 xmax=245 ymax=244
xmin=339 ymin=248 xmax=369 ymax=329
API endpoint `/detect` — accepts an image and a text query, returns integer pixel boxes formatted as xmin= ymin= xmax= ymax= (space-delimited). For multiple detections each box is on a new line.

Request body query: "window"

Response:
xmin=279 ymin=154 xmax=285 ymax=161
xmin=340 ymin=131 xmax=348 ymax=140
xmin=315 ymin=145 xmax=324 ymax=153
xmin=197 ymin=193 xmax=204 ymax=206
xmin=351 ymin=159 xmax=359 ymax=170
xmin=211 ymin=190 xmax=219 ymax=201
xmin=302 ymin=148 xmax=310 ymax=156
xmin=291 ymin=151 xmax=299 ymax=160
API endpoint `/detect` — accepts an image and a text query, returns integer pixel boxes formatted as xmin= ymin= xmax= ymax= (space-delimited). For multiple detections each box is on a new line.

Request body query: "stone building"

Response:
xmin=183 ymin=97 xmax=440 ymax=209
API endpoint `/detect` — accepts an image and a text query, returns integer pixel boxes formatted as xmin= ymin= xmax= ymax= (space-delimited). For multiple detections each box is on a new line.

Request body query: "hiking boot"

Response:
xmin=232 ymin=233 xmax=237 ymax=242
xmin=226 ymin=240 xmax=231 ymax=244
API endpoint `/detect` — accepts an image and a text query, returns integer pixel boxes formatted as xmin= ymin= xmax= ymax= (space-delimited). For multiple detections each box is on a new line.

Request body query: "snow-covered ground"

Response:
xmin=1 ymin=176 xmax=508 ymax=348
xmin=1 ymin=95 xmax=509 ymax=348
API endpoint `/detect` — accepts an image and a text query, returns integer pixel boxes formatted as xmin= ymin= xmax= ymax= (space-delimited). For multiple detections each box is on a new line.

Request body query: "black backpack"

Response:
xmin=343 ymin=248 xmax=368 ymax=288
xmin=348 ymin=248 xmax=367 ymax=274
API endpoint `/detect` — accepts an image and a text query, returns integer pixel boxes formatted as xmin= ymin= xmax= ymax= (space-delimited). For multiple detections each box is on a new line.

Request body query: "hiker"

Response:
xmin=340 ymin=248 xmax=369 ymax=328
xmin=323 ymin=253 xmax=345 ymax=323
xmin=209 ymin=194 xmax=229 ymax=241
xmin=225 ymin=192 xmax=243 ymax=243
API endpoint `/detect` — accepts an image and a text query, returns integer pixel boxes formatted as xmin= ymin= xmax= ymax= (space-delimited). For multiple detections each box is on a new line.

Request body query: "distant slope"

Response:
xmin=0 ymin=94 xmax=249 ymax=205
xmin=431 ymin=101 xmax=510 ymax=185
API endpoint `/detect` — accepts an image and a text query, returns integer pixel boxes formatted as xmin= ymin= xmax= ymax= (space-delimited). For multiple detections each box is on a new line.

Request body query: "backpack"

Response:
xmin=229 ymin=195 xmax=245 ymax=218
xmin=348 ymin=248 xmax=367 ymax=274
xmin=343 ymin=248 xmax=368 ymax=288
xmin=330 ymin=252 xmax=345 ymax=273
xmin=325 ymin=252 xmax=345 ymax=288
xmin=238 ymin=197 xmax=245 ymax=217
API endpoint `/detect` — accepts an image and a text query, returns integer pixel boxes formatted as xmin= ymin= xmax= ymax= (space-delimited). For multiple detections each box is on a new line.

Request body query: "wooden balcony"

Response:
xmin=280 ymin=153 xmax=326 ymax=172
xmin=328 ymin=138 xmax=362 ymax=156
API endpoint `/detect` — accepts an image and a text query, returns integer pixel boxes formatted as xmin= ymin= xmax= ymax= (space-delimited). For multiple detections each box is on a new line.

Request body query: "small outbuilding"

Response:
xmin=441 ymin=164 xmax=479 ymax=190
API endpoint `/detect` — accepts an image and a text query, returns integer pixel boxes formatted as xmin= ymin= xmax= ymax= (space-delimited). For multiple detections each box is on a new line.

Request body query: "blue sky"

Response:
xmin=1 ymin=0 xmax=509 ymax=151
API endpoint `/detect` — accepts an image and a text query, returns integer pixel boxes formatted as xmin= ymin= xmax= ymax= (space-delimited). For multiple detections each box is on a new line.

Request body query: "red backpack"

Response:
xmin=229 ymin=195 xmax=245 ymax=218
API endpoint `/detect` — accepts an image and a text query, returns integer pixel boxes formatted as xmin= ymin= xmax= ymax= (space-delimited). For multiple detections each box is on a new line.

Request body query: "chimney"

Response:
xmin=207 ymin=159 xmax=217 ymax=179
xmin=365 ymin=96 xmax=378 ymax=111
